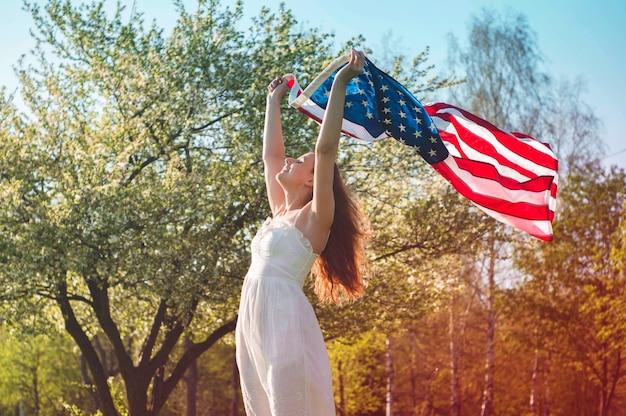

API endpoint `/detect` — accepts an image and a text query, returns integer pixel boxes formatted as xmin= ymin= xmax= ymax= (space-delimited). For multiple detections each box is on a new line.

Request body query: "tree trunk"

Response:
xmin=480 ymin=241 xmax=497 ymax=416
xmin=385 ymin=336 xmax=394 ymax=416
xmin=449 ymin=291 xmax=461 ymax=416
xmin=32 ymin=364 xmax=40 ymax=416
xmin=229 ymin=353 xmax=240 ymax=416
xmin=56 ymin=287 xmax=120 ymax=416
xmin=338 ymin=360 xmax=345 ymax=416
xmin=409 ymin=331 xmax=419 ymax=416
xmin=184 ymin=337 xmax=197 ymax=416
xmin=529 ymin=348 xmax=539 ymax=415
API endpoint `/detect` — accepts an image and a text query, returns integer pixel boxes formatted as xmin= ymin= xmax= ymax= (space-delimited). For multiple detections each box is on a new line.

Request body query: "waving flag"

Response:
xmin=288 ymin=54 xmax=558 ymax=241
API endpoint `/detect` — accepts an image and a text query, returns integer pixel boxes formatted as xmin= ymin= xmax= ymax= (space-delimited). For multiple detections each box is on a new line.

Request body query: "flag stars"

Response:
xmin=398 ymin=111 xmax=407 ymax=119
xmin=383 ymin=107 xmax=391 ymax=114
xmin=357 ymin=87 xmax=365 ymax=95
xmin=429 ymin=136 xmax=438 ymax=144
xmin=361 ymin=100 xmax=369 ymax=107
xmin=413 ymin=130 xmax=422 ymax=138
xmin=345 ymin=101 xmax=353 ymax=108
xmin=382 ymin=96 xmax=390 ymax=103
xmin=383 ymin=119 xmax=392 ymax=125
xmin=398 ymin=124 xmax=407 ymax=132
xmin=413 ymin=106 xmax=421 ymax=113
xmin=380 ymin=85 xmax=389 ymax=92
xmin=428 ymin=123 xmax=437 ymax=133
xmin=429 ymin=149 xmax=438 ymax=157
xmin=414 ymin=117 xmax=422 ymax=124
xmin=366 ymin=112 xmax=374 ymax=119
xmin=398 ymin=99 xmax=406 ymax=106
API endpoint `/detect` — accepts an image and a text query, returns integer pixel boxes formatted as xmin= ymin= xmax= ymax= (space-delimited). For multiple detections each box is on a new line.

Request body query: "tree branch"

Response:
xmin=139 ymin=299 xmax=167 ymax=368
xmin=190 ymin=109 xmax=238 ymax=132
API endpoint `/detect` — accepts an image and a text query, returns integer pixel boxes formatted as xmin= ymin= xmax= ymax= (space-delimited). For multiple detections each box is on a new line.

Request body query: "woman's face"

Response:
xmin=277 ymin=152 xmax=315 ymax=188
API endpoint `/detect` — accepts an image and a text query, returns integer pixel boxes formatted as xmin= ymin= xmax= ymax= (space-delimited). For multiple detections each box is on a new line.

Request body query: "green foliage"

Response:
xmin=328 ymin=331 xmax=387 ymax=416
xmin=513 ymin=161 xmax=626 ymax=413
xmin=0 ymin=327 xmax=91 ymax=416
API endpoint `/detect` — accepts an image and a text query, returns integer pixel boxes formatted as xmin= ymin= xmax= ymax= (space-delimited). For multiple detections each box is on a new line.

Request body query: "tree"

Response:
xmin=515 ymin=162 xmax=626 ymax=416
xmin=328 ymin=332 xmax=387 ymax=416
xmin=0 ymin=0 xmax=333 ymax=414
xmin=0 ymin=327 xmax=89 ymax=416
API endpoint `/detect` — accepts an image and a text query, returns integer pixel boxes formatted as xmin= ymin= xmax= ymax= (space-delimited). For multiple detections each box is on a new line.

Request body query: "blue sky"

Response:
xmin=1 ymin=0 xmax=624 ymax=168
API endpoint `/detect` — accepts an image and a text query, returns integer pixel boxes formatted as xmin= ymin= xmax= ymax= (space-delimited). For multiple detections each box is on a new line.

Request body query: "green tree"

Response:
xmin=0 ymin=0 xmax=333 ymax=414
xmin=515 ymin=162 xmax=626 ymax=416
xmin=329 ymin=332 xmax=387 ymax=416
xmin=0 ymin=327 xmax=89 ymax=416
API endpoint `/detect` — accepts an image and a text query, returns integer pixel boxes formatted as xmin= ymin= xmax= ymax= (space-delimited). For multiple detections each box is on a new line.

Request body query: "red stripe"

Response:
xmin=452 ymin=156 xmax=556 ymax=193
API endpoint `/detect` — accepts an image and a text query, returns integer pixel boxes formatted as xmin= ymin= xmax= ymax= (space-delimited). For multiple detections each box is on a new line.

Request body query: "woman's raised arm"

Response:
xmin=309 ymin=49 xmax=365 ymax=230
xmin=263 ymin=75 xmax=293 ymax=215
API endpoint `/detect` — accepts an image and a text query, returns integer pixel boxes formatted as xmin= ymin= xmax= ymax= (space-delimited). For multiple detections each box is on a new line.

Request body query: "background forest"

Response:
xmin=0 ymin=1 xmax=624 ymax=415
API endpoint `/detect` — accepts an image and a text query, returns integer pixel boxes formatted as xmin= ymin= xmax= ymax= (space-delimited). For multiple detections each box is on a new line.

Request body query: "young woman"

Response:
xmin=235 ymin=49 xmax=369 ymax=415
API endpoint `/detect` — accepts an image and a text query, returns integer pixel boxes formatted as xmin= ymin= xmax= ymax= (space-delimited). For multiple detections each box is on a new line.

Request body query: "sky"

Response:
xmin=1 ymin=0 xmax=625 ymax=169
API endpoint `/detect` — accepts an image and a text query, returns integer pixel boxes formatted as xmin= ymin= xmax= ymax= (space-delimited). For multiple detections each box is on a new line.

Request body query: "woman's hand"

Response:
xmin=267 ymin=74 xmax=294 ymax=104
xmin=335 ymin=48 xmax=365 ymax=84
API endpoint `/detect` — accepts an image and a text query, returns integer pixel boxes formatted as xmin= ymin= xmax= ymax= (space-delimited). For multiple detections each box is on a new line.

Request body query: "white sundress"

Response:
xmin=235 ymin=216 xmax=336 ymax=416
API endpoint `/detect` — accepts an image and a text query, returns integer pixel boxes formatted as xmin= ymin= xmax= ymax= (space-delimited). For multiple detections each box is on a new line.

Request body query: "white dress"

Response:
xmin=235 ymin=216 xmax=336 ymax=416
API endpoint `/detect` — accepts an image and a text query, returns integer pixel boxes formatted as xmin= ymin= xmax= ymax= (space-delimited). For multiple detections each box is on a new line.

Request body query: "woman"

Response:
xmin=235 ymin=49 xmax=369 ymax=416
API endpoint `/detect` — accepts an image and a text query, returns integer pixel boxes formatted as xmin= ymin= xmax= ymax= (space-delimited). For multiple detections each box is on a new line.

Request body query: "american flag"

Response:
xmin=288 ymin=55 xmax=558 ymax=241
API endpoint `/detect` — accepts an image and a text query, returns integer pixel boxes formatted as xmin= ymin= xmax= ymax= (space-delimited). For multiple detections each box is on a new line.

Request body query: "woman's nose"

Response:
xmin=285 ymin=157 xmax=295 ymax=165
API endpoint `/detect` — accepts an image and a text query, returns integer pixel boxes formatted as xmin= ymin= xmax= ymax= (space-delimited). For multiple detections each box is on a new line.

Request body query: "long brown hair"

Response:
xmin=311 ymin=164 xmax=370 ymax=304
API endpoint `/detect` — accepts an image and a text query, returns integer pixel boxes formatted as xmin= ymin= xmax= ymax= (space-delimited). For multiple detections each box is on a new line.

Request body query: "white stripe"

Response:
xmin=514 ymin=134 xmax=557 ymax=158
